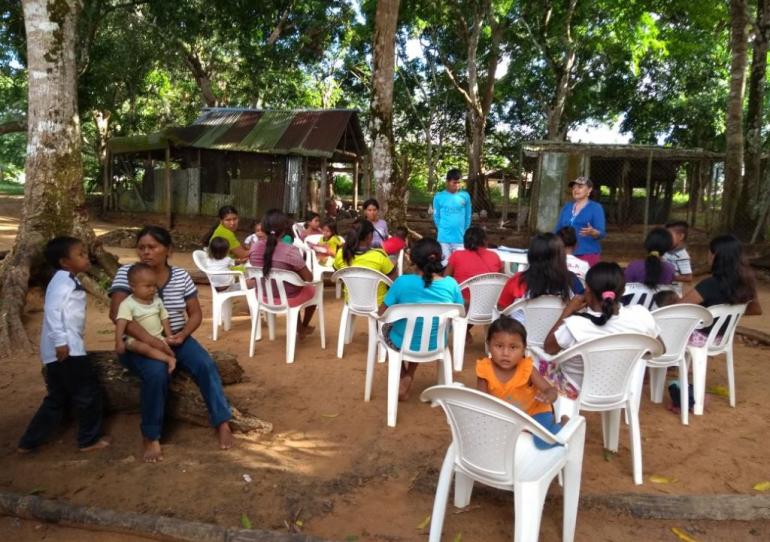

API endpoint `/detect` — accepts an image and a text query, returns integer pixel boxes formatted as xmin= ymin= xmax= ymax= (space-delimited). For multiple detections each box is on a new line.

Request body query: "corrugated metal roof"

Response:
xmin=108 ymin=108 xmax=367 ymax=159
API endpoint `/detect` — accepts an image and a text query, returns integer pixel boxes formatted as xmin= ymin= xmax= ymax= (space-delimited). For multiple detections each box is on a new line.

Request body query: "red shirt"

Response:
xmin=381 ymin=236 xmax=406 ymax=255
xmin=448 ymin=248 xmax=503 ymax=301
xmin=497 ymin=272 xmax=528 ymax=308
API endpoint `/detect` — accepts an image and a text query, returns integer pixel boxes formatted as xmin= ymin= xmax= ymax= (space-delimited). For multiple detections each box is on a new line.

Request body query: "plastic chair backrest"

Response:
xmin=622 ymin=282 xmax=656 ymax=309
xmin=459 ymin=273 xmax=509 ymax=324
xmin=503 ymin=295 xmax=566 ymax=347
xmin=396 ymin=248 xmax=405 ymax=276
xmin=304 ymin=233 xmax=323 ymax=245
xmin=245 ymin=266 xmax=306 ymax=311
xmin=292 ymin=222 xmax=304 ymax=240
xmin=651 ymin=304 xmax=713 ymax=362
xmin=704 ymin=303 xmax=747 ymax=353
xmin=556 ymin=333 xmax=663 ymax=409
xmin=192 ymin=250 xmax=209 ymax=274
xmin=380 ymin=303 xmax=464 ymax=356
xmin=331 ymin=266 xmax=393 ymax=314
xmin=421 ymin=385 xmax=559 ymax=485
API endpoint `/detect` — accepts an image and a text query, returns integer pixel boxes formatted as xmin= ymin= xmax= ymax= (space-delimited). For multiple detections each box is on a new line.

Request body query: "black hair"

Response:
xmin=642 ymin=227 xmax=673 ymax=289
xmin=578 ymin=262 xmax=625 ymax=326
xmin=710 ymin=234 xmax=756 ymax=304
xmin=261 ymin=208 xmax=289 ymax=277
xmin=463 ymin=226 xmax=487 ymax=251
xmin=201 ymin=205 xmax=239 ymax=246
xmin=208 ymin=236 xmax=230 ymax=260
xmin=411 ymin=238 xmax=444 ymax=288
xmin=557 ymin=226 xmax=577 ymax=248
xmin=393 ymin=226 xmax=408 ymax=239
xmin=653 ymin=290 xmax=679 ymax=308
xmin=127 ymin=262 xmax=154 ymax=283
xmin=362 ymin=198 xmax=380 ymax=210
xmin=44 ymin=236 xmax=83 ymax=269
xmin=304 ymin=211 xmax=320 ymax=227
xmin=486 ymin=315 xmax=527 ymax=346
xmin=137 ymin=225 xmax=173 ymax=248
xmin=342 ymin=219 xmax=374 ymax=264
xmin=321 ymin=218 xmax=338 ymax=235
xmin=446 ymin=168 xmax=461 ymax=181
xmin=522 ymin=233 xmax=572 ymax=301
xmin=665 ymin=220 xmax=689 ymax=240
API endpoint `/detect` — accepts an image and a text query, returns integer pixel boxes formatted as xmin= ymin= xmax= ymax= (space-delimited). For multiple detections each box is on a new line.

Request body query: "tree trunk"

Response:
xmin=370 ymin=0 xmax=403 ymax=225
xmin=184 ymin=49 xmax=217 ymax=108
xmin=89 ymin=350 xmax=272 ymax=434
xmin=721 ymin=0 xmax=749 ymax=232
xmin=546 ymin=57 xmax=575 ymax=140
xmin=738 ymin=0 xmax=770 ymax=237
xmin=0 ymin=0 xmax=87 ymax=355
xmin=466 ymin=110 xmax=492 ymax=212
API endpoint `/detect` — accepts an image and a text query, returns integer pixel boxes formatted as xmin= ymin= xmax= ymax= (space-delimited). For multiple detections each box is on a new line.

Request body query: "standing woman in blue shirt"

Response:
xmin=554 ymin=176 xmax=606 ymax=267
xmin=433 ymin=168 xmax=472 ymax=265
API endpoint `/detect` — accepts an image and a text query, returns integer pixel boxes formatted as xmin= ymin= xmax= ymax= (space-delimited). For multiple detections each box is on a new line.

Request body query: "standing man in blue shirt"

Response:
xmin=433 ymin=168 xmax=472 ymax=265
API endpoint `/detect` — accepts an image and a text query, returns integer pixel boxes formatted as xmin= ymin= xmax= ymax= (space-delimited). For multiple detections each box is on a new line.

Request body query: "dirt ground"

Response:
xmin=1 ymin=196 xmax=769 ymax=542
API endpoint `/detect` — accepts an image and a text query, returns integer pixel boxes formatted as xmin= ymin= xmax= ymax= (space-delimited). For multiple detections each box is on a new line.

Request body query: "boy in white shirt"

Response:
xmin=663 ymin=221 xmax=693 ymax=283
xmin=18 ymin=237 xmax=110 ymax=453
xmin=557 ymin=226 xmax=590 ymax=281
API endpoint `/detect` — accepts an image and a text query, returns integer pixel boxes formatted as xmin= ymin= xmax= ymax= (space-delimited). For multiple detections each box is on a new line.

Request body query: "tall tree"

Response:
xmin=0 ymin=0 xmax=102 ymax=354
xmin=370 ymin=0 xmax=404 ymax=225
xmin=721 ymin=0 xmax=749 ymax=232
xmin=738 ymin=0 xmax=770 ymax=236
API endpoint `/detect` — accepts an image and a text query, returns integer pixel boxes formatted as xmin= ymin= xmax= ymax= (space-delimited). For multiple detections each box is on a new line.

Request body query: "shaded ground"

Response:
xmin=1 ymin=197 xmax=769 ymax=541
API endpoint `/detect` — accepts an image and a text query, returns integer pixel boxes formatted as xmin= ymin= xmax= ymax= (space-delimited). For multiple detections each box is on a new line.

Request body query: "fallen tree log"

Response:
xmin=0 ymin=491 xmax=327 ymax=542
xmin=736 ymin=325 xmax=770 ymax=347
xmin=90 ymin=351 xmax=272 ymax=435
xmin=578 ymin=493 xmax=770 ymax=521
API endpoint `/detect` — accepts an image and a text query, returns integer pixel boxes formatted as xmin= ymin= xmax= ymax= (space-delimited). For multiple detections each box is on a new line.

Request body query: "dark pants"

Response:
xmin=18 ymin=355 xmax=104 ymax=450
xmin=119 ymin=336 xmax=231 ymax=441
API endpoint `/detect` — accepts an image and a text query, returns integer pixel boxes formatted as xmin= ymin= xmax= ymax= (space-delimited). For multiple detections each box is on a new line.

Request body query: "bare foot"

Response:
xmin=398 ymin=374 xmax=413 ymax=401
xmin=80 ymin=437 xmax=112 ymax=452
xmin=142 ymin=438 xmax=163 ymax=463
xmin=217 ymin=422 xmax=234 ymax=450
xmin=298 ymin=325 xmax=315 ymax=337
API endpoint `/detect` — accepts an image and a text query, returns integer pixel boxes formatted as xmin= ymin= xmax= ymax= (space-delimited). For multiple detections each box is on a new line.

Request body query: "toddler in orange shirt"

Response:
xmin=476 ymin=316 xmax=562 ymax=449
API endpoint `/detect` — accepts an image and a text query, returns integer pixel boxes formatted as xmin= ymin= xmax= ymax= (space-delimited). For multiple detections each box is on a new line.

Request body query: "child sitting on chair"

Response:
xmin=115 ymin=263 xmax=176 ymax=373
xmin=381 ymin=225 xmax=408 ymax=256
xmin=477 ymin=316 xmax=561 ymax=449
xmin=205 ymin=237 xmax=238 ymax=291
xmin=244 ymin=221 xmax=265 ymax=248
xmin=307 ymin=218 xmax=344 ymax=265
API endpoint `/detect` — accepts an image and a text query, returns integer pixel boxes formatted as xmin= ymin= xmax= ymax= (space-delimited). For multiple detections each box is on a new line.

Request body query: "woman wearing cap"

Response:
xmin=554 ymin=177 xmax=606 ymax=267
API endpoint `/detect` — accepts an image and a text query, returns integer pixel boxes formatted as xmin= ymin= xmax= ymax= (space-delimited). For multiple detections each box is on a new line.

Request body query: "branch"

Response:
xmin=480 ymin=13 xmax=505 ymax=116
xmin=267 ymin=2 xmax=294 ymax=46
xmin=0 ymin=120 xmax=26 ymax=135
xmin=518 ymin=14 xmax=556 ymax=72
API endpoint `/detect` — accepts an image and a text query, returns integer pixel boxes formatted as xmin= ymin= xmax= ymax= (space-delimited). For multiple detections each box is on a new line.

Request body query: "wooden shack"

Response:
xmin=104 ymin=108 xmax=369 ymax=226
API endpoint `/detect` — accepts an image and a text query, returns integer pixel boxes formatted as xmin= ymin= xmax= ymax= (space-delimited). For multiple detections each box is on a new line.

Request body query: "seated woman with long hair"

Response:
xmin=624 ymin=227 xmax=675 ymax=289
xmin=497 ymin=233 xmax=584 ymax=318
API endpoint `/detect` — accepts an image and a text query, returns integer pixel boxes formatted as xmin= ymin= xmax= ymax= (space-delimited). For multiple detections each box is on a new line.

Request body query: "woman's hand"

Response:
xmin=165 ymin=332 xmax=186 ymax=347
xmin=563 ymin=294 xmax=586 ymax=316
xmin=579 ymin=222 xmax=599 ymax=239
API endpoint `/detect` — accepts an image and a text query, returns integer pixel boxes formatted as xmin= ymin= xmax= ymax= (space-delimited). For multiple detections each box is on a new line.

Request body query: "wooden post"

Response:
xmin=643 ymin=150 xmax=653 ymax=235
xmin=165 ymin=143 xmax=172 ymax=229
xmin=353 ymin=159 xmax=359 ymax=210
xmin=502 ymin=175 xmax=510 ymax=223
xmin=102 ymin=148 xmax=110 ymax=212
xmin=320 ymin=158 xmax=328 ymax=213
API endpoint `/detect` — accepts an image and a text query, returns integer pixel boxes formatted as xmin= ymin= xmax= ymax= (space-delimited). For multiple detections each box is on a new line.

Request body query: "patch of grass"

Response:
xmin=0 ymin=179 xmax=24 ymax=195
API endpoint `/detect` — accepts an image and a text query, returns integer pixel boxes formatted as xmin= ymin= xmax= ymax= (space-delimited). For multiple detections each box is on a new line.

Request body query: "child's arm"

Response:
xmin=531 ymin=370 xmax=558 ymax=404
xmin=476 ymin=377 xmax=489 ymax=393
xmin=115 ymin=318 xmax=128 ymax=354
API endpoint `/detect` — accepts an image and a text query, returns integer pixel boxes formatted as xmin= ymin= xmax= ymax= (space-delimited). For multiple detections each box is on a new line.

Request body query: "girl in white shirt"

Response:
xmin=206 ymin=236 xmax=237 ymax=290
xmin=541 ymin=262 xmax=659 ymax=398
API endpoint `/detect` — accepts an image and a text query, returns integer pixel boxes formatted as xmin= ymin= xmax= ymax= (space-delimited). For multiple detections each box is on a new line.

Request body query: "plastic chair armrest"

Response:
xmin=554 ymin=415 xmax=586 ymax=446
xmin=528 ymin=345 xmax=550 ymax=361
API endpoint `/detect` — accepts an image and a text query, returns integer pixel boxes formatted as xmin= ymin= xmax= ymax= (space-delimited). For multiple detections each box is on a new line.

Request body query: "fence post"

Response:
xmin=644 ymin=150 xmax=653 ymax=235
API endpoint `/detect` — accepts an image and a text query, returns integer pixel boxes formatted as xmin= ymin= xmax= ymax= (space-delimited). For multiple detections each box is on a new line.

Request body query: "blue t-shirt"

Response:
xmin=554 ymin=200 xmax=606 ymax=256
xmin=383 ymin=274 xmax=464 ymax=351
xmin=433 ymin=190 xmax=472 ymax=244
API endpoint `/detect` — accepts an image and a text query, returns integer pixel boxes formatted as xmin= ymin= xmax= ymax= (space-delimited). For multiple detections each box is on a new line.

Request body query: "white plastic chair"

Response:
xmin=452 ymin=273 xmax=509 ymax=371
xmin=291 ymin=221 xmax=305 ymax=240
xmin=687 ymin=303 xmax=747 ymax=415
xmin=192 ymin=250 xmax=254 ymax=341
xmin=370 ymin=303 xmax=465 ymax=427
xmin=245 ymin=266 xmax=326 ymax=364
xmin=304 ymin=233 xmax=338 ymax=292
xmin=421 ymin=385 xmax=586 ymax=542
xmin=396 ymin=248 xmax=405 ymax=276
xmin=648 ymin=304 xmax=713 ymax=425
xmin=541 ymin=333 xmax=663 ymax=485
xmin=331 ymin=267 xmax=393 ymax=366
xmin=622 ymin=283 xmax=676 ymax=310
xmin=499 ymin=295 xmax=567 ymax=350
xmin=494 ymin=249 xmax=529 ymax=275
